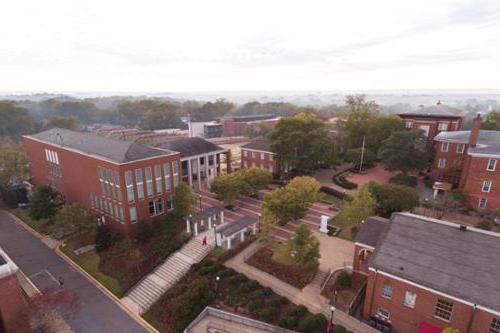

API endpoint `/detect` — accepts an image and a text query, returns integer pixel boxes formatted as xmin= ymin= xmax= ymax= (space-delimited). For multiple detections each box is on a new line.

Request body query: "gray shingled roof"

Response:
xmin=27 ymin=128 xmax=175 ymax=163
xmin=399 ymin=104 xmax=464 ymax=118
xmin=355 ymin=216 xmax=390 ymax=247
xmin=241 ymin=139 xmax=272 ymax=152
xmin=227 ymin=114 xmax=278 ymax=122
xmin=370 ymin=212 xmax=500 ymax=312
xmin=157 ymin=137 xmax=225 ymax=158
xmin=434 ymin=130 xmax=500 ymax=155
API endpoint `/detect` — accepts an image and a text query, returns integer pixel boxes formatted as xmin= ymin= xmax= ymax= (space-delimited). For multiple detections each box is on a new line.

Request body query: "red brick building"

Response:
xmin=240 ymin=139 xmax=278 ymax=175
xmin=432 ymin=115 xmax=500 ymax=209
xmin=398 ymin=102 xmax=463 ymax=146
xmin=23 ymin=128 xmax=182 ymax=235
xmin=0 ymin=248 xmax=30 ymax=333
xmin=355 ymin=212 xmax=500 ymax=333
xmin=220 ymin=114 xmax=280 ymax=137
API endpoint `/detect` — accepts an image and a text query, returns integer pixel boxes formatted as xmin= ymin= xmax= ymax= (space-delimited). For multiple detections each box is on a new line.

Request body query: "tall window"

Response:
xmin=145 ymin=167 xmax=153 ymax=197
xmin=154 ymin=165 xmax=162 ymax=194
xmin=149 ymin=198 xmax=164 ymax=216
xmin=381 ymin=283 xmax=392 ymax=299
xmin=377 ymin=307 xmax=390 ymax=320
xmin=135 ymin=169 xmax=145 ymax=200
xmin=173 ymin=161 xmax=179 ymax=188
xmin=97 ymin=167 xmax=106 ymax=196
xmin=441 ymin=142 xmax=449 ymax=152
xmin=482 ymin=180 xmax=492 ymax=193
xmin=490 ymin=318 xmax=500 ymax=333
xmin=434 ymin=299 xmax=453 ymax=321
xmin=114 ymin=171 xmax=122 ymax=202
xmin=405 ymin=121 xmax=413 ymax=129
xmin=125 ymin=171 xmax=135 ymax=202
xmin=404 ymin=291 xmax=417 ymax=308
xmin=479 ymin=198 xmax=488 ymax=209
xmin=438 ymin=123 xmax=448 ymax=131
xmin=456 ymin=143 xmax=465 ymax=153
xmin=487 ymin=159 xmax=497 ymax=171
xmin=164 ymin=163 xmax=171 ymax=192
xmin=129 ymin=206 xmax=137 ymax=224
xmin=438 ymin=159 xmax=446 ymax=169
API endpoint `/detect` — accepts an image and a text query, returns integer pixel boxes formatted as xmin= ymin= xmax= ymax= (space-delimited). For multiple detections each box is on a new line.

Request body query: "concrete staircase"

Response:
xmin=122 ymin=232 xmax=214 ymax=314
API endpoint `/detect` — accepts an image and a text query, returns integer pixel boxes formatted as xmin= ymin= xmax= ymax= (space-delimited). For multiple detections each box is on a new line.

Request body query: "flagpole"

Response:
xmin=359 ymin=136 xmax=365 ymax=173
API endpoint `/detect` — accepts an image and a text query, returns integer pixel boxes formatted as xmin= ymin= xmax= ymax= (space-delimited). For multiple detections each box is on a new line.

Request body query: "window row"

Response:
xmin=242 ymin=150 xmax=274 ymax=161
xmin=97 ymin=167 xmax=122 ymax=202
xmin=45 ymin=148 xmax=60 ymax=165
xmin=405 ymin=122 xmax=450 ymax=131
xmin=124 ymin=161 xmax=179 ymax=203
xmin=90 ymin=193 xmax=125 ymax=223
xmin=149 ymin=197 xmax=173 ymax=217
xmin=440 ymin=142 xmax=465 ymax=153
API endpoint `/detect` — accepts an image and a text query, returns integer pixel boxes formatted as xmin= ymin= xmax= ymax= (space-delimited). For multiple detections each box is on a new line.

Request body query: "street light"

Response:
xmin=215 ymin=276 xmax=221 ymax=308
xmin=330 ymin=305 xmax=336 ymax=330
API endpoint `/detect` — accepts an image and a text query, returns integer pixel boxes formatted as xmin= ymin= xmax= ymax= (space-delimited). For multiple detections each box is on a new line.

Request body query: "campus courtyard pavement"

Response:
xmin=0 ymin=211 xmax=149 ymax=333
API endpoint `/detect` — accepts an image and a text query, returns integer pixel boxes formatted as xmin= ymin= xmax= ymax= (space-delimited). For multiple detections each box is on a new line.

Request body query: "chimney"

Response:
xmin=437 ymin=100 xmax=441 ymax=105
xmin=469 ymin=113 xmax=481 ymax=147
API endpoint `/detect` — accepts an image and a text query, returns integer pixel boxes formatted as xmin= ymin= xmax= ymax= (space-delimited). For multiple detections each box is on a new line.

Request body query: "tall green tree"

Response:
xmin=240 ymin=168 xmax=273 ymax=196
xmin=482 ymin=110 xmax=500 ymax=130
xmin=0 ymin=101 xmax=34 ymax=138
xmin=51 ymin=203 xmax=96 ymax=237
xmin=339 ymin=95 xmax=380 ymax=148
xmin=367 ymin=182 xmax=419 ymax=217
xmin=287 ymin=224 xmax=320 ymax=268
xmin=211 ymin=172 xmax=247 ymax=206
xmin=0 ymin=141 xmax=29 ymax=184
xmin=379 ymin=129 xmax=431 ymax=175
xmin=344 ymin=148 xmax=377 ymax=168
xmin=269 ymin=112 xmax=336 ymax=174
xmin=335 ymin=185 xmax=376 ymax=229
xmin=172 ymin=182 xmax=197 ymax=218
xmin=45 ymin=115 xmax=80 ymax=130
xmin=28 ymin=186 xmax=65 ymax=220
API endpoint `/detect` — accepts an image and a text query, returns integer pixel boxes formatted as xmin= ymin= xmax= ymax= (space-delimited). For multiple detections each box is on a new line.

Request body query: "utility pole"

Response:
xmin=359 ymin=135 xmax=366 ymax=173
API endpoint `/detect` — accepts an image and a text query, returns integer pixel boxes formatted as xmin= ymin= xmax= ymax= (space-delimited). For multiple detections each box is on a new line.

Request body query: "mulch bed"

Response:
xmin=246 ymin=247 xmax=317 ymax=289
xmin=322 ymin=271 xmax=366 ymax=312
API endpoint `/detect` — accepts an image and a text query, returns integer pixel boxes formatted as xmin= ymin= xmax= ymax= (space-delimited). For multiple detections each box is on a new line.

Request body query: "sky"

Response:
xmin=1 ymin=0 xmax=500 ymax=93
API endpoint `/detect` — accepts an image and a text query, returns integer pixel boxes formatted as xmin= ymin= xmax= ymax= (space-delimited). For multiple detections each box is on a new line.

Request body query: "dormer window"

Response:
xmin=438 ymin=123 xmax=448 ymax=131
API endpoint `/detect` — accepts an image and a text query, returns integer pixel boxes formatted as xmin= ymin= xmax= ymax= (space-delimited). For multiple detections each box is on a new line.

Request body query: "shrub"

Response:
xmin=247 ymin=299 xmax=263 ymax=313
xmin=228 ymin=273 xmax=248 ymax=285
xmin=250 ymin=289 xmax=266 ymax=299
xmin=259 ymin=307 xmax=278 ymax=320
xmin=95 ymin=226 xmax=112 ymax=252
xmin=390 ymin=173 xmax=417 ymax=187
xmin=245 ymin=280 xmax=261 ymax=291
xmin=477 ymin=219 xmax=493 ymax=231
xmin=262 ymin=287 xmax=273 ymax=296
xmin=270 ymin=296 xmax=289 ymax=307
xmin=279 ymin=316 xmax=298 ymax=329
xmin=199 ymin=265 xmax=219 ymax=275
xmin=334 ymin=325 xmax=347 ymax=333
xmin=320 ymin=186 xmax=353 ymax=201
xmin=135 ymin=221 xmax=153 ymax=243
xmin=336 ymin=271 xmax=352 ymax=288
xmin=287 ymin=304 xmax=307 ymax=317
xmin=237 ymin=284 xmax=251 ymax=294
xmin=298 ymin=314 xmax=328 ymax=332
xmin=218 ymin=268 xmax=236 ymax=279
xmin=332 ymin=174 xmax=358 ymax=190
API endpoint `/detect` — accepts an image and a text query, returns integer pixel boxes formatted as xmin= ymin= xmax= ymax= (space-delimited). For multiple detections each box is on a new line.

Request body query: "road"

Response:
xmin=0 ymin=211 xmax=149 ymax=333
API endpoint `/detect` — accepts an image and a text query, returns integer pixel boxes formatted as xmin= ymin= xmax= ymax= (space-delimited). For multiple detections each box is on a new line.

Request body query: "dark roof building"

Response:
xmin=361 ymin=212 xmax=500 ymax=333
xmin=398 ymin=103 xmax=464 ymax=119
xmin=355 ymin=216 xmax=390 ymax=248
xmin=27 ymin=128 xmax=175 ymax=164
xmin=157 ymin=137 xmax=225 ymax=158
xmin=241 ymin=138 xmax=272 ymax=153
xmin=434 ymin=130 xmax=500 ymax=155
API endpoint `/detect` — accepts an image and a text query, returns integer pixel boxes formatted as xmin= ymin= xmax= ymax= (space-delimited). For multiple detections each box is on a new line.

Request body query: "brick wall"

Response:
xmin=23 ymin=137 xmax=181 ymax=236
xmin=240 ymin=149 xmax=278 ymax=174
xmin=399 ymin=116 xmax=462 ymax=146
xmin=460 ymin=156 xmax=500 ymax=210
xmin=0 ymin=274 xmax=30 ymax=333
xmin=363 ymin=270 xmax=499 ymax=333
xmin=431 ymin=141 xmax=467 ymax=184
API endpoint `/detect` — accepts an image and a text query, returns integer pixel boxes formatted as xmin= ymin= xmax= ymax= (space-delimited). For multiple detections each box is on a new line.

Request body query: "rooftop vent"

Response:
xmin=459 ymin=225 xmax=467 ymax=232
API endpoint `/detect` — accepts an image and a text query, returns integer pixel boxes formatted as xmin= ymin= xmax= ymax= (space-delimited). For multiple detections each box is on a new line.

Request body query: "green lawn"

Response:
xmin=61 ymin=235 xmax=123 ymax=297
xmin=13 ymin=208 xmax=50 ymax=234
xmin=268 ymin=242 xmax=295 ymax=266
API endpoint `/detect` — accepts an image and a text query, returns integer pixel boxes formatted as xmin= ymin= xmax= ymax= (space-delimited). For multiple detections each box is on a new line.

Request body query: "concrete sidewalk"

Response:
xmin=225 ymin=243 xmax=379 ymax=333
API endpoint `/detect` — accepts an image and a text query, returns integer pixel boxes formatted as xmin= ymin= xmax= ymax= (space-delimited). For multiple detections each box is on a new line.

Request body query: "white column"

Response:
xmin=197 ymin=156 xmax=202 ymax=190
xmin=188 ymin=159 xmax=193 ymax=187
xmin=252 ymin=223 xmax=257 ymax=235
xmin=240 ymin=230 xmax=245 ymax=242
xmin=208 ymin=216 xmax=212 ymax=229
xmin=206 ymin=154 xmax=210 ymax=187
xmin=227 ymin=236 xmax=232 ymax=249
xmin=200 ymin=218 xmax=204 ymax=227
xmin=220 ymin=211 xmax=224 ymax=224
xmin=216 ymin=233 xmax=222 ymax=247
xmin=194 ymin=222 xmax=198 ymax=236
xmin=186 ymin=219 xmax=191 ymax=234
xmin=433 ymin=188 xmax=438 ymax=199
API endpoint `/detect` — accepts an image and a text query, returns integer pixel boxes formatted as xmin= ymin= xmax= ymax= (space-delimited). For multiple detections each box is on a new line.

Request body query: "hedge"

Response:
xmin=320 ymin=186 xmax=353 ymax=201
xmin=332 ymin=174 xmax=358 ymax=190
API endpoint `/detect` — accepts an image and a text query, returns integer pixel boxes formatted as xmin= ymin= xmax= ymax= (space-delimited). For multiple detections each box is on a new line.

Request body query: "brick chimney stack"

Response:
xmin=469 ymin=113 xmax=481 ymax=147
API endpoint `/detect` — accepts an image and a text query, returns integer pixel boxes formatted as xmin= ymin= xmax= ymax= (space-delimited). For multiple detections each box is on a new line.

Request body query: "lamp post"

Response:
xmin=215 ymin=276 xmax=221 ymax=308
xmin=330 ymin=305 xmax=336 ymax=331
xmin=213 ymin=224 xmax=218 ymax=248
xmin=199 ymin=194 xmax=202 ymax=211
xmin=257 ymin=213 xmax=261 ymax=233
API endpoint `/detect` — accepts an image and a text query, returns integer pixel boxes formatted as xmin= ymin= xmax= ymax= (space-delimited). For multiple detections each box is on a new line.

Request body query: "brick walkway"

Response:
xmin=225 ymin=243 xmax=379 ymax=333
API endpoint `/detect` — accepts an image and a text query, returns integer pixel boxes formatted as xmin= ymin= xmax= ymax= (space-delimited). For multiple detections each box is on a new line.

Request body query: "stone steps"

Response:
xmin=122 ymin=231 xmax=214 ymax=314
